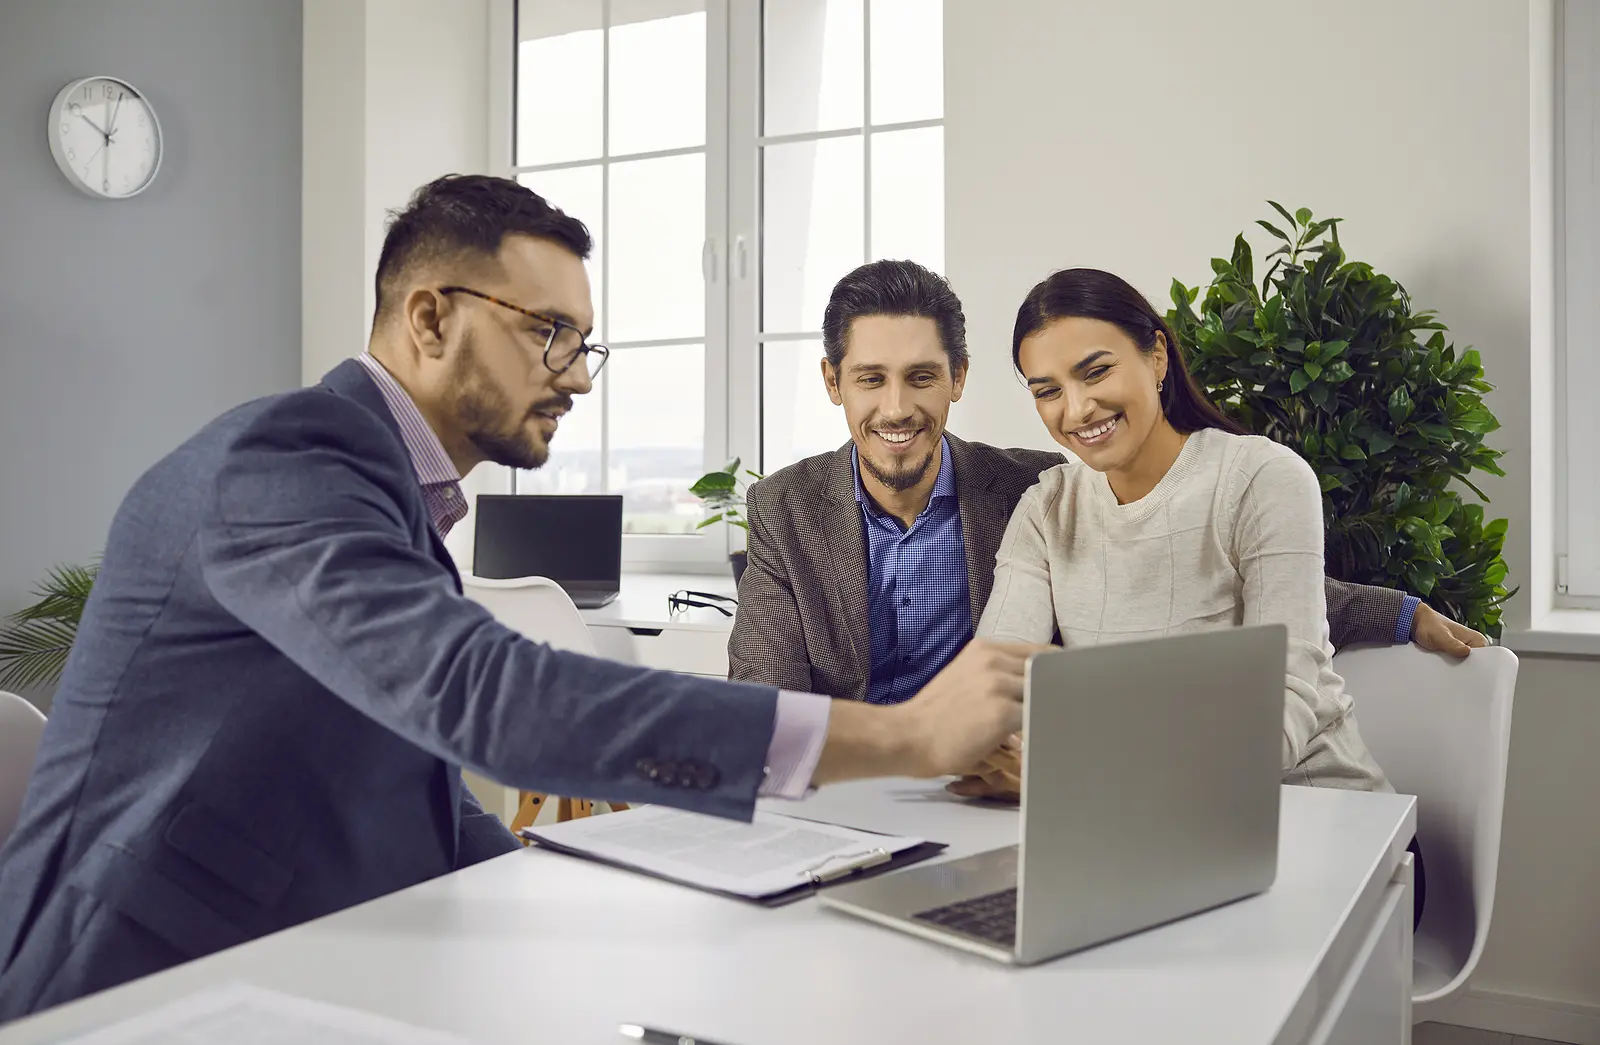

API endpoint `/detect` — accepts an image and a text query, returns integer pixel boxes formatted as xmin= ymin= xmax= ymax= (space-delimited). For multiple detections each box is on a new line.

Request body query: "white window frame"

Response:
xmin=1557 ymin=0 xmax=1600 ymax=605
xmin=491 ymin=0 xmax=943 ymax=569
xmin=492 ymin=0 xmax=732 ymax=572
xmin=728 ymin=1 xmax=946 ymax=487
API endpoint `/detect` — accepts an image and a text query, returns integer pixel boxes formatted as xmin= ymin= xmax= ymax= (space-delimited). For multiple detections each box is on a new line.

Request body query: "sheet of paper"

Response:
xmin=525 ymin=806 xmax=924 ymax=898
xmin=56 ymin=983 xmax=480 ymax=1045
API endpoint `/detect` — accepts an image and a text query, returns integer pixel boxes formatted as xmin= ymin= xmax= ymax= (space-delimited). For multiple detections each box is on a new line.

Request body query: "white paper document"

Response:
xmin=54 ymin=983 xmax=480 ymax=1045
xmin=524 ymin=806 xmax=925 ymax=898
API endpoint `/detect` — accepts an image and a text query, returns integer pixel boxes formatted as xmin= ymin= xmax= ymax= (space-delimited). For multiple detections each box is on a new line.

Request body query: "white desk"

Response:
xmin=581 ymin=572 xmax=738 ymax=678
xmin=0 ymin=780 xmax=1416 ymax=1045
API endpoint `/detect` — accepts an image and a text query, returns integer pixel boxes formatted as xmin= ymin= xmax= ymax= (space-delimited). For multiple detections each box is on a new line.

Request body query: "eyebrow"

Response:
xmin=532 ymin=308 xmax=593 ymax=338
xmin=1025 ymin=349 xmax=1113 ymax=386
xmin=847 ymin=360 xmax=946 ymax=375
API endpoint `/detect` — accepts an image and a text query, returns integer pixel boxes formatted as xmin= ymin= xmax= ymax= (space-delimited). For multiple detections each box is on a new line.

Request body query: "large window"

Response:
xmin=1559 ymin=0 xmax=1600 ymax=604
xmin=506 ymin=0 xmax=943 ymax=564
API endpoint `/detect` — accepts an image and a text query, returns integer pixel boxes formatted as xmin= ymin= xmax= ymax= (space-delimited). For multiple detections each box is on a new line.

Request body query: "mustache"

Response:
xmin=871 ymin=419 xmax=924 ymax=432
xmin=529 ymin=395 xmax=574 ymax=418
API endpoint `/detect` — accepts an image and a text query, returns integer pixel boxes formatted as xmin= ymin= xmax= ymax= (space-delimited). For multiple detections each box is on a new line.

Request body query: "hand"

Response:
xmin=1411 ymin=602 xmax=1487 ymax=658
xmin=946 ymin=733 xmax=1022 ymax=802
xmin=893 ymin=641 xmax=1051 ymax=778
xmin=812 ymin=639 xmax=1049 ymax=786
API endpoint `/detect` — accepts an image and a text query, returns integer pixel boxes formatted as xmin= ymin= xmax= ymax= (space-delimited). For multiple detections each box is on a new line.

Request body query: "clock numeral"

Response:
xmin=103 ymin=84 xmax=115 ymax=99
xmin=66 ymin=147 xmax=76 ymax=160
xmin=137 ymin=114 xmax=147 ymax=127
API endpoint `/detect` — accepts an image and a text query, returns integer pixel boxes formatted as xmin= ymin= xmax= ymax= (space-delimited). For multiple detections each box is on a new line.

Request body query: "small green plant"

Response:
xmin=1167 ymin=203 xmax=1514 ymax=637
xmin=690 ymin=458 xmax=763 ymax=533
xmin=0 ymin=560 xmax=99 ymax=690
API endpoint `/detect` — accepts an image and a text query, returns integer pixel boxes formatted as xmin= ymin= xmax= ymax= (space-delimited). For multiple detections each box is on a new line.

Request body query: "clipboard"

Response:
xmin=518 ymin=815 xmax=947 ymax=908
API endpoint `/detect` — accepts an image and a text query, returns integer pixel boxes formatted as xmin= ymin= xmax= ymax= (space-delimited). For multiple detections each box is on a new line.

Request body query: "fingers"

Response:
xmin=1453 ymin=621 xmax=1489 ymax=649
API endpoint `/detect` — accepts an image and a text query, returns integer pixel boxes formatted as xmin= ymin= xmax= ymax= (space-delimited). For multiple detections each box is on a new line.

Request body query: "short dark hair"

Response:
xmin=821 ymin=259 xmax=968 ymax=373
xmin=373 ymin=174 xmax=593 ymax=323
xmin=1011 ymin=268 xmax=1246 ymax=437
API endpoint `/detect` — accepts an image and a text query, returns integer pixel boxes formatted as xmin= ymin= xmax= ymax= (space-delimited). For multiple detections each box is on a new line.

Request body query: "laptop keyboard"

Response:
xmin=912 ymin=887 xmax=1018 ymax=944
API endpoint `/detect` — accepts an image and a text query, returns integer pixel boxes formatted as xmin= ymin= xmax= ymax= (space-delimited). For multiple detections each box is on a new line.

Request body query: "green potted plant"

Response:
xmin=690 ymin=459 xmax=763 ymax=583
xmin=0 ymin=560 xmax=99 ymax=691
xmin=1167 ymin=204 xmax=1514 ymax=638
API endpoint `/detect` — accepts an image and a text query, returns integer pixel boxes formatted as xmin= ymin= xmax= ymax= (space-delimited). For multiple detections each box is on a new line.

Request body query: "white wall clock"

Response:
xmin=47 ymin=76 xmax=163 ymax=200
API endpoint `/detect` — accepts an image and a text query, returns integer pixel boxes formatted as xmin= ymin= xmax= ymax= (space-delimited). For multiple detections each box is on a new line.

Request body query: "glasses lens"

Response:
xmin=585 ymin=344 xmax=609 ymax=378
xmin=546 ymin=326 xmax=586 ymax=373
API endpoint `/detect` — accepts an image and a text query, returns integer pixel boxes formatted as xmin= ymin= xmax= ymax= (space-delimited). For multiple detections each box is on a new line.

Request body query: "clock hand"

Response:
xmin=78 ymin=113 xmax=110 ymax=139
xmin=108 ymin=92 xmax=124 ymax=140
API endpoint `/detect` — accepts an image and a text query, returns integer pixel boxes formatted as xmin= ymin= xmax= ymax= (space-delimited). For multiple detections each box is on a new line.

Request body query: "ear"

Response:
xmin=949 ymin=358 xmax=969 ymax=403
xmin=404 ymin=288 xmax=450 ymax=360
xmin=822 ymin=357 xmax=844 ymax=406
xmin=1151 ymin=331 xmax=1171 ymax=383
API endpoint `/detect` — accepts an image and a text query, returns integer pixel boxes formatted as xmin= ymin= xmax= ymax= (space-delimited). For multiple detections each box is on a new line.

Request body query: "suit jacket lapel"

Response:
xmin=819 ymin=444 xmax=872 ymax=697
xmin=950 ymin=435 xmax=1013 ymax=628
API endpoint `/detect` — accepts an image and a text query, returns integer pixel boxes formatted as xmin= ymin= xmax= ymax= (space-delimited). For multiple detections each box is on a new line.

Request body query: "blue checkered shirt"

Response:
xmin=855 ymin=437 xmax=973 ymax=705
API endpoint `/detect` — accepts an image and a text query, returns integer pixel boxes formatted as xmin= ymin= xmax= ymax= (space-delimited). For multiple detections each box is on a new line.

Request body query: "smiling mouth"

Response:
xmin=1069 ymin=413 xmax=1121 ymax=445
xmin=872 ymin=427 xmax=923 ymax=449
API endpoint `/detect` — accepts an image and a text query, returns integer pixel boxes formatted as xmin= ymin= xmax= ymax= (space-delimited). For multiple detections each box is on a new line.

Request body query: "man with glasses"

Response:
xmin=0 ymin=176 xmax=1038 ymax=1019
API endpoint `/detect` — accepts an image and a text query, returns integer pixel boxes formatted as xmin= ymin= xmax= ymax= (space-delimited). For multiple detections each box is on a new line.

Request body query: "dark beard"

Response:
xmin=451 ymin=336 xmax=560 ymax=471
xmin=860 ymin=444 xmax=936 ymax=492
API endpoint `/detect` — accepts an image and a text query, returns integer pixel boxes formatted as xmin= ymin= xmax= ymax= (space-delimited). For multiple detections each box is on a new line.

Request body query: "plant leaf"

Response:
xmin=1268 ymin=200 xmax=1298 ymax=230
xmin=1256 ymin=220 xmax=1291 ymax=242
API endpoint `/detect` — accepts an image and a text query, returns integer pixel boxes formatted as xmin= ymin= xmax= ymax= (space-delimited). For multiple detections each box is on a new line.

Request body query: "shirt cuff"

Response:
xmin=1395 ymin=595 xmax=1421 ymax=644
xmin=759 ymin=690 xmax=831 ymax=799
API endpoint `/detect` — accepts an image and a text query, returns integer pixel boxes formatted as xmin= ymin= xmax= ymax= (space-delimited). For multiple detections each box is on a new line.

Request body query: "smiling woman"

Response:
xmin=983 ymin=266 xmax=1394 ymax=798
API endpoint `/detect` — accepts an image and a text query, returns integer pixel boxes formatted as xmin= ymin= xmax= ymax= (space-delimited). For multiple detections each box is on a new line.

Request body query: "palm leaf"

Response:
xmin=10 ymin=561 xmax=99 ymax=624
xmin=0 ymin=616 xmax=78 ymax=690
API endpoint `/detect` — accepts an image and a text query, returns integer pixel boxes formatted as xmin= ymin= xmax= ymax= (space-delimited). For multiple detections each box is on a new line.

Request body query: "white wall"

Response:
xmin=945 ymin=0 xmax=1600 ymax=1034
xmin=302 ymin=0 xmax=509 ymax=568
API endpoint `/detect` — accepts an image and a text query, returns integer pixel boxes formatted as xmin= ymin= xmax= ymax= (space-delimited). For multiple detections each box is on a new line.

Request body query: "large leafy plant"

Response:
xmin=1168 ymin=204 xmax=1513 ymax=637
xmin=0 ymin=561 xmax=99 ymax=690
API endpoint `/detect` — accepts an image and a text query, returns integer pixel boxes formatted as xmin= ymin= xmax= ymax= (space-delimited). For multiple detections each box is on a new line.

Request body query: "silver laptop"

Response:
xmin=820 ymin=625 xmax=1287 ymax=965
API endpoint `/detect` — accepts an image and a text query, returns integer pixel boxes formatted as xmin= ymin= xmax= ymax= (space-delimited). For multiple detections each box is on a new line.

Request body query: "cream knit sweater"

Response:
xmin=976 ymin=427 xmax=1391 ymax=792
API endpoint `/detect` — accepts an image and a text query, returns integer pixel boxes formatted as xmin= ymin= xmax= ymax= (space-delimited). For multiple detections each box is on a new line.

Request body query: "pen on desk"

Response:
xmin=620 ymin=1022 xmax=734 ymax=1045
xmin=801 ymin=846 xmax=893 ymax=884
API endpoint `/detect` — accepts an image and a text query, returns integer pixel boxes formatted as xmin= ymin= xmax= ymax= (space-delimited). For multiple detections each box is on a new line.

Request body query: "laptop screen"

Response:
xmin=471 ymin=494 xmax=623 ymax=586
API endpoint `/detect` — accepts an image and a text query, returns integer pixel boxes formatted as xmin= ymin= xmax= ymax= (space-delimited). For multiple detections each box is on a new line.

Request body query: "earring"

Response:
xmin=1157 ymin=379 xmax=1165 ymax=393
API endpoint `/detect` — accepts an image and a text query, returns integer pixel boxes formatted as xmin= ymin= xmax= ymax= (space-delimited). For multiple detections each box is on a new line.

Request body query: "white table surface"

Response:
xmin=579 ymin=572 xmax=739 ymax=633
xmin=0 ymin=780 xmax=1415 ymax=1045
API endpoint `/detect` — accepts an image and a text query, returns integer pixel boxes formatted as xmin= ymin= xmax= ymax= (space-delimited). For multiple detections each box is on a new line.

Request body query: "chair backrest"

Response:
xmin=0 ymin=690 xmax=48 ymax=848
xmin=1332 ymin=644 xmax=1518 ymax=998
xmin=461 ymin=574 xmax=595 ymax=656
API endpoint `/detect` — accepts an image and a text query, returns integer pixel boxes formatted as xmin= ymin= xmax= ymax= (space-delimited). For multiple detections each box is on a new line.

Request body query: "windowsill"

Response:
xmin=1503 ymin=610 xmax=1600 ymax=657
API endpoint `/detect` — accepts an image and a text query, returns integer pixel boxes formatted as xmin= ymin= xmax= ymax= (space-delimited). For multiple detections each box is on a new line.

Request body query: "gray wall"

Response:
xmin=0 ymin=0 xmax=302 ymax=707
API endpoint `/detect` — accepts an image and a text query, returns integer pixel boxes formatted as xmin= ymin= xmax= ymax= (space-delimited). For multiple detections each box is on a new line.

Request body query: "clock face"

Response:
xmin=48 ymin=77 xmax=162 ymax=200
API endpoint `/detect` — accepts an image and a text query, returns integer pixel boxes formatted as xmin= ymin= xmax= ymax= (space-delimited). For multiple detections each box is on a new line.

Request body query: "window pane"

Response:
xmin=869 ymin=0 xmax=943 ymax=125
xmin=608 ymin=153 xmax=705 ymax=343
xmin=516 ymin=167 xmax=604 ymax=338
xmin=607 ymin=345 xmax=706 ymax=534
xmin=763 ymin=0 xmax=863 ymax=137
xmin=870 ymin=126 xmax=943 ymax=272
xmin=515 ymin=371 xmax=604 ymax=496
xmin=609 ymin=5 xmax=706 ymax=155
xmin=763 ymin=340 xmax=850 ymax=472
xmin=762 ymin=136 xmax=864 ymax=333
xmin=517 ymin=0 xmax=603 ymax=166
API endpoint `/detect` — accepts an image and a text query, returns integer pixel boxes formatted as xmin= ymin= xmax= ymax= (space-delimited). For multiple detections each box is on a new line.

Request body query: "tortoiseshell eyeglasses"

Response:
xmin=438 ymin=286 xmax=609 ymax=378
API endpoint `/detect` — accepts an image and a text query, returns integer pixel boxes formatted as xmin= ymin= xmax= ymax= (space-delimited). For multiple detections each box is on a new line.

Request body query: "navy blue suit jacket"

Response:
xmin=0 ymin=361 xmax=781 ymax=1019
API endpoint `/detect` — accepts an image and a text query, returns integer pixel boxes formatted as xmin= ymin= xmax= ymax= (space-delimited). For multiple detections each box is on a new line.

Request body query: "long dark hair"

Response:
xmin=1011 ymin=268 xmax=1245 ymax=436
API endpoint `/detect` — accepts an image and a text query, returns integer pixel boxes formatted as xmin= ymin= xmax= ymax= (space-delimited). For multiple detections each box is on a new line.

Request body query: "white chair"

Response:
xmin=0 ymin=690 xmax=48 ymax=848
xmin=1332 ymin=643 xmax=1519 ymax=1023
xmin=460 ymin=574 xmax=623 ymax=834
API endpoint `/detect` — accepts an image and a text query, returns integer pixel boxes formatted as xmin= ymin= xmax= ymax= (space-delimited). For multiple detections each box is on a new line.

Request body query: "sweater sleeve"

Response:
xmin=1232 ymin=449 xmax=1345 ymax=771
xmin=975 ymin=478 xmax=1060 ymax=644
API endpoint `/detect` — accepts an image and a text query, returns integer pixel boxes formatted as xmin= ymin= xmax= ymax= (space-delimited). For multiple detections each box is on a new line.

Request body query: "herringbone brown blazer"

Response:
xmin=728 ymin=433 xmax=1404 ymax=700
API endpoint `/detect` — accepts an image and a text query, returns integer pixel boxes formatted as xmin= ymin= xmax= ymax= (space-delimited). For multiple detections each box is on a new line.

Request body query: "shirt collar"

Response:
xmin=852 ymin=435 xmax=957 ymax=518
xmin=356 ymin=353 xmax=461 ymax=488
